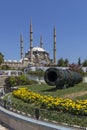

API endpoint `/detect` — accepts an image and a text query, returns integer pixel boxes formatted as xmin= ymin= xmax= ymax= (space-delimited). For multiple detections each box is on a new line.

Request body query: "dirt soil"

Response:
xmin=63 ymin=91 xmax=87 ymax=99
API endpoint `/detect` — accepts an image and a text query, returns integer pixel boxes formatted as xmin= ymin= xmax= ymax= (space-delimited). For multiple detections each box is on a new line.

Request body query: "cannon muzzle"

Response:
xmin=44 ymin=68 xmax=82 ymax=88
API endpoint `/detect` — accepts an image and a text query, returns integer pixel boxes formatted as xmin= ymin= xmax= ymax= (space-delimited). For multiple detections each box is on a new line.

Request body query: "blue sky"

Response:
xmin=0 ymin=0 xmax=87 ymax=63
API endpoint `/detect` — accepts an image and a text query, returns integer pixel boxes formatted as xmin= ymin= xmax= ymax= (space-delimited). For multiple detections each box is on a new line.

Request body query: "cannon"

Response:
xmin=44 ymin=68 xmax=82 ymax=88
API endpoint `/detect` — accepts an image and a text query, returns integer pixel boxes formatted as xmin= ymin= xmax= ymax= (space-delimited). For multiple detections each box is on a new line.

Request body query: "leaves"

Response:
xmin=0 ymin=52 xmax=4 ymax=65
xmin=13 ymin=87 xmax=87 ymax=116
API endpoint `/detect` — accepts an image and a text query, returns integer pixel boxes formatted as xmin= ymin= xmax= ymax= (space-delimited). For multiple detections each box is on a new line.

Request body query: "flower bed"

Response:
xmin=12 ymin=88 xmax=87 ymax=116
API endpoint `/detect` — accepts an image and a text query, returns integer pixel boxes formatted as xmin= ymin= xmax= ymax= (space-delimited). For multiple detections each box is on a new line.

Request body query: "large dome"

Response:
xmin=32 ymin=46 xmax=45 ymax=52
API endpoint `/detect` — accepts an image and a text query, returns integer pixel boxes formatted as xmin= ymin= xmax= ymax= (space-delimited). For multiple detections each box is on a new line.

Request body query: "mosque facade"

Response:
xmin=2 ymin=22 xmax=57 ymax=69
xmin=24 ymin=22 xmax=52 ymax=66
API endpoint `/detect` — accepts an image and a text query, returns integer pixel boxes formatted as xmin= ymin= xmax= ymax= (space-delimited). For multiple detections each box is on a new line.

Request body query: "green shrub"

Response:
xmin=1 ymin=65 xmax=10 ymax=70
xmin=5 ymin=76 xmax=18 ymax=87
xmin=5 ymin=74 xmax=38 ymax=89
xmin=19 ymin=74 xmax=29 ymax=85
xmin=28 ymin=79 xmax=38 ymax=85
xmin=28 ymin=70 xmax=45 ymax=77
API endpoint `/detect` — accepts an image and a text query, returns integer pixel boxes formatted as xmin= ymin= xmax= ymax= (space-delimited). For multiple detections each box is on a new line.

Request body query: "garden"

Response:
xmin=3 ymin=82 xmax=87 ymax=128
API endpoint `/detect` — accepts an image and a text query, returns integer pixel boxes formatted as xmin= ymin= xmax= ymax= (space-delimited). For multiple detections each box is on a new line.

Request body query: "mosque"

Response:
xmin=2 ymin=22 xmax=57 ymax=69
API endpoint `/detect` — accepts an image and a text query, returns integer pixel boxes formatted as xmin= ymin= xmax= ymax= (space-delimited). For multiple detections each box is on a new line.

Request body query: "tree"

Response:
xmin=1 ymin=65 xmax=10 ymax=70
xmin=64 ymin=58 xmax=69 ymax=67
xmin=82 ymin=60 xmax=87 ymax=67
xmin=57 ymin=58 xmax=64 ymax=66
xmin=57 ymin=58 xmax=69 ymax=67
xmin=69 ymin=63 xmax=83 ymax=74
xmin=78 ymin=57 xmax=81 ymax=66
xmin=0 ymin=52 xmax=4 ymax=65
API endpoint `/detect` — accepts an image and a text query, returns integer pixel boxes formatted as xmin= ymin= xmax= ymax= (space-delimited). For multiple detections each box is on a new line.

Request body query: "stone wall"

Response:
xmin=0 ymin=76 xmax=7 ymax=88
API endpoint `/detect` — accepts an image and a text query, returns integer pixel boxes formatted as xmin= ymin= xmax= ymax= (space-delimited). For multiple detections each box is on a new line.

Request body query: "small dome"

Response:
xmin=8 ymin=60 xmax=12 ymax=62
xmin=23 ymin=57 xmax=29 ymax=61
xmin=32 ymin=46 xmax=45 ymax=52
xmin=19 ymin=59 xmax=23 ymax=62
xmin=13 ymin=60 xmax=17 ymax=62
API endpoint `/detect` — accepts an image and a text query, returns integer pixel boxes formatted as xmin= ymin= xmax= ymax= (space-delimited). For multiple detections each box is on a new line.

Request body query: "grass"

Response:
xmin=20 ymin=82 xmax=87 ymax=100
xmin=4 ymin=94 xmax=87 ymax=127
xmin=4 ymin=82 xmax=87 ymax=128
xmin=74 ymin=94 xmax=87 ymax=100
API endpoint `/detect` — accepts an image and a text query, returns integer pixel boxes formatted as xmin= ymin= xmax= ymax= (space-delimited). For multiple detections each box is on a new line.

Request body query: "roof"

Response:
xmin=23 ymin=57 xmax=29 ymax=61
xmin=32 ymin=46 xmax=45 ymax=52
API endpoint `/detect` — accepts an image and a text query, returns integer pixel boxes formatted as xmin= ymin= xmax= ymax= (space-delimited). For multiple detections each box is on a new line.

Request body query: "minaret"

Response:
xmin=20 ymin=34 xmax=24 ymax=59
xmin=40 ymin=36 xmax=43 ymax=48
xmin=53 ymin=26 xmax=56 ymax=64
xmin=30 ymin=21 xmax=33 ymax=62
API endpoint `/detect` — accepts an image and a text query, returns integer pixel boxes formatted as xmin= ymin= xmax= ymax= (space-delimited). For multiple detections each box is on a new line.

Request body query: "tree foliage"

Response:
xmin=1 ymin=65 xmax=10 ymax=70
xmin=5 ymin=74 xmax=38 ymax=89
xmin=78 ymin=57 xmax=81 ymax=66
xmin=69 ymin=63 xmax=84 ymax=75
xmin=82 ymin=60 xmax=87 ymax=67
xmin=0 ymin=52 xmax=4 ymax=65
xmin=57 ymin=58 xmax=69 ymax=67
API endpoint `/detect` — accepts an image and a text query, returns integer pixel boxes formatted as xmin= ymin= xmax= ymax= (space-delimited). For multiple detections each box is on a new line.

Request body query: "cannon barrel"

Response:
xmin=44 ymin=68 xmax=82 ymax=88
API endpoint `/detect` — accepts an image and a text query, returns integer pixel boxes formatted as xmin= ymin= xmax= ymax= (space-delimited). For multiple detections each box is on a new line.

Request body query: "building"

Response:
xmin=2 ymin=22 xmax=57 ymax=69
